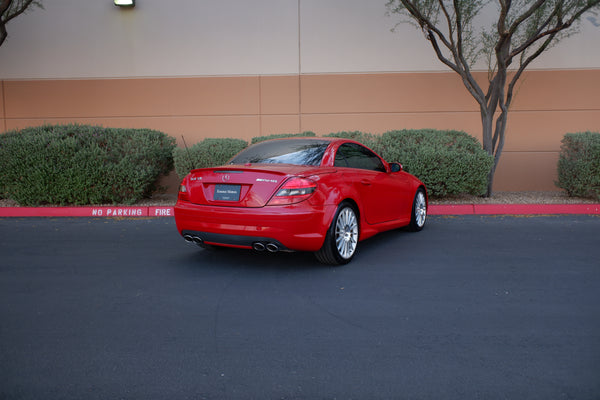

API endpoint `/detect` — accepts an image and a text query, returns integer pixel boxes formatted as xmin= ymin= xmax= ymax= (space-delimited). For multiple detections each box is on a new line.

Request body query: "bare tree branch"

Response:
xmin=507 ymin=0 xmax=548 ymax=35
xmin=399 ymin=0 xmax=487 ymax=103
xmin=1 ymin=0 xmax=40 ymax=48
xmin=510 ymin=0 xmax=600 ymax=60
xmin=507 ymin=33 xmax=557 ymax=109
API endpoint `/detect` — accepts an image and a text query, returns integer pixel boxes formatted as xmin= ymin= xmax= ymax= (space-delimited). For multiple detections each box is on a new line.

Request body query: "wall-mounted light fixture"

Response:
xmin=114 ymin=0 xmax=135 ymax=7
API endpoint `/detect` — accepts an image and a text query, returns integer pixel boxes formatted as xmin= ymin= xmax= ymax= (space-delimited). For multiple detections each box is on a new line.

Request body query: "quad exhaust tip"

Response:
xmin=183 ymin=234 xmax=204 ymax=246
xmin=266 ymin=243 xmax=279 ymax=253
xmin=253 ymin=242 xmax=279 ymax=253
xmin=184 ymin=235 xmax=280 ymax=252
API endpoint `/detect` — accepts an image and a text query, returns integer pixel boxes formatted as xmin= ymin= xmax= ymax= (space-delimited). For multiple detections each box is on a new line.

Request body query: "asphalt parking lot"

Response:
xmin=1 ymin=215 xmax=599 ymax=400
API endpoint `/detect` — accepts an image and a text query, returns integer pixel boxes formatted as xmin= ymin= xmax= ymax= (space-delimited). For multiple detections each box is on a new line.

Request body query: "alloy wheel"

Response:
xmin=335 ymin=207 xmax=359 ymax=259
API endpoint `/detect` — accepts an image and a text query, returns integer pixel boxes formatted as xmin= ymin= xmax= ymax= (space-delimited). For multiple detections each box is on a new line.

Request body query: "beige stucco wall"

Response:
xmin=2 ymin=69 xmax=599 ymax=191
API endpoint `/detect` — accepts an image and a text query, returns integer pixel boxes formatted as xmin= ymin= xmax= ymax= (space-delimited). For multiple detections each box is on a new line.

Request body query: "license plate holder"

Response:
xmin=214 ymin=184 xmax=241 ymax=201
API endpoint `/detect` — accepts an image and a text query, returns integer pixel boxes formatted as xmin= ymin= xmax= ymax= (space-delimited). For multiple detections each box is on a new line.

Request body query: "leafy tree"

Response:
xmin=0 ymin=0 xmax=42 ymax=48
xmin=386 ymin=0 xmax=600 ymax=196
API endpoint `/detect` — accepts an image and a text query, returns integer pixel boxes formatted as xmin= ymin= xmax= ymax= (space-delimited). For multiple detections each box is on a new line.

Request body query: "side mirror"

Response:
xmin=390 ymin=163 xmax=403 ymax=173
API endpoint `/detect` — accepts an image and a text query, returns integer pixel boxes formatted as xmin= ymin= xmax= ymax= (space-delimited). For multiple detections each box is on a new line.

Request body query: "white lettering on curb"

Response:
xmin=153 ymin=208 xmax=172 ymax=216
xmin=91 ymin=208 xmax=143 ymax=217
xmin=107 ymin=208 xmax=143 ymax=217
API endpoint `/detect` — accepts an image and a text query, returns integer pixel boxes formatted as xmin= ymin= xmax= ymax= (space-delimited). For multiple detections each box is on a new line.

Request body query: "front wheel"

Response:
xmin=408 ymin=188 xmax=427 ymax=232
xmin=315 ymin=202 xmax=359 ymax=265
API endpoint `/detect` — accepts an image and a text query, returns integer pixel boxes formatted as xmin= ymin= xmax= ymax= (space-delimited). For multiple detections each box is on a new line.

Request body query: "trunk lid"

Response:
xmin=185 ymin=165 xmax=330 ymax=207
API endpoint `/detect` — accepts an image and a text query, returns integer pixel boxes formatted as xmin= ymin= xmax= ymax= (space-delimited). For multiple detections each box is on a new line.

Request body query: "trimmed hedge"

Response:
xmin=171 ymin=129 xmax=494 ymax=198
xmin=173 ymin=133 xmax=318 ymax=178
xmin=321 ymin=129 xmax=493 ymax=196
xmin=324 ymin=131 xmax=379 ymax=149
xmin=557 ymin=132 xmax=600 ymax=200
xmin=173 ymin=138 xmax=248 ymax=178
xmin=0 ymin=124 xmax=176 ymax=206
xmin=377 ymin=129 xmax=494 ymax=197
xmin=251 ymin=131 xmax=316 ymax=144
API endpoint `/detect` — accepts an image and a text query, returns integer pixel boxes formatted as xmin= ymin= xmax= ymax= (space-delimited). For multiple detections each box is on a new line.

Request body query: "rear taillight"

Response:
xmin=178 ymin=183 xmax=190 ymax=202
xmin=267 ymin=177 xmax=317 ymax=206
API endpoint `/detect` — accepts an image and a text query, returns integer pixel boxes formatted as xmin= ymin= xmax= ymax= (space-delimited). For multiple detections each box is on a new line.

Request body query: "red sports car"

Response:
xmin=174 ymin=138 xmax=427 ymax=264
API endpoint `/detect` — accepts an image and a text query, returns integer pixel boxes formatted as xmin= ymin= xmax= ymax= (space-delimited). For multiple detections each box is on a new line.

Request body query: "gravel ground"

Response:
xmin=428 ymin=191 xmax=598 ymax=204
xmin=0 ymin=191 xmax=598 ymax=207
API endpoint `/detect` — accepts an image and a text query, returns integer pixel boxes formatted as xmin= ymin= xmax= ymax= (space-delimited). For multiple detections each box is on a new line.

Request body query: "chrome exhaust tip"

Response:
xmin=183 ymin=234 xmax=194 ymax=243
xmin=253 ymin=242 xmax=266 ymax=252
xmin=192 ymin=236 xmax=204 ymax=245
xmin=266 ymin=243 xmax=279 ymax=253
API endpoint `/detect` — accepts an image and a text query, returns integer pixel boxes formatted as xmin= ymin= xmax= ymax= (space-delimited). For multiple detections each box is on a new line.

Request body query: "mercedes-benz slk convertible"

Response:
xmin=174 ymin=137 xmax=427 ymax=265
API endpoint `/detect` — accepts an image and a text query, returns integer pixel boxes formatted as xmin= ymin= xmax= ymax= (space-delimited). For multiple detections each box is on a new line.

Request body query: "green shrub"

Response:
xmin=324 ymin=131 xmax=379 ymax=149
xmin=173 ymin=138 xmax=248 ymax=178
xmin=0 ymin=124 xmax=176 ymax=206
xmin=251 ymin=131 xmax=316 ymax=144
xmin=378 ymin=129 xmax=494 ymax=197
xmin=557 ymin=132 xmax=600 ymax=200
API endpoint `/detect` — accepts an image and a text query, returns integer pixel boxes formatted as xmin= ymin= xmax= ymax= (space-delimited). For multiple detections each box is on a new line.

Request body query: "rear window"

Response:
xmin=229 ymin=139 xmax=329 ymax=166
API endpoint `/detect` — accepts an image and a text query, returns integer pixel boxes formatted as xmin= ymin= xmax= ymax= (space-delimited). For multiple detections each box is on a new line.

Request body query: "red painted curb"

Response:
xmin=428 ymin=203 xmax=600 ymax=215
xmin=0 ymin=204 xmax=598 ymax=218
xmin=0 ymin=206 xmax=175 ymax=218
xmin=428 ymin=205 xmax=475 ymax=215
xmin=473 ymin=203 xmax=600 ymax=215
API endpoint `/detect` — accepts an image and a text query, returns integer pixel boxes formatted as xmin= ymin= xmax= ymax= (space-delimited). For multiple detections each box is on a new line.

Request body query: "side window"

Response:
xmin=334 ymin=147 xmax=349 ymax=167
xmin=335 ymin=143 xmax=386 ymax=172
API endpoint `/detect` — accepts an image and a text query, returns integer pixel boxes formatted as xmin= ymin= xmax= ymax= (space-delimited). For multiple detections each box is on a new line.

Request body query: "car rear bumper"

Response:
xmin=174 ymin=201 xmax=335 ymax=252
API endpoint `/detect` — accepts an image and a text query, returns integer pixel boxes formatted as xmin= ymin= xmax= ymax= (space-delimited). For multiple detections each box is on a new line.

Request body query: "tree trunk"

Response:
xmin=480 ymin=108 xmax=496 ymax=197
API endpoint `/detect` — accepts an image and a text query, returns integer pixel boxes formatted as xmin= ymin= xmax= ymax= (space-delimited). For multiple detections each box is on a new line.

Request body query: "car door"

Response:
xmin=335 ymin=143 xmax=410 ymax=225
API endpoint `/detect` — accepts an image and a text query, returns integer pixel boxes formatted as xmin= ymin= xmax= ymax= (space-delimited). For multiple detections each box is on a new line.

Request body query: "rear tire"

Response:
xmin=408 ymin=188 xmax=427 ymax=232
xmin=315 ymin=202 xmax=359 ymax=265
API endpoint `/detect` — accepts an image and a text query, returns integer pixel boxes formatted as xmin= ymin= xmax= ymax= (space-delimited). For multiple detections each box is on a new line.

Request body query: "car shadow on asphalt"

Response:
xmin=176 ymin=243 xmax=327 ymax=272
xmin=174 ymin=225 xmax=419 ymax=272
